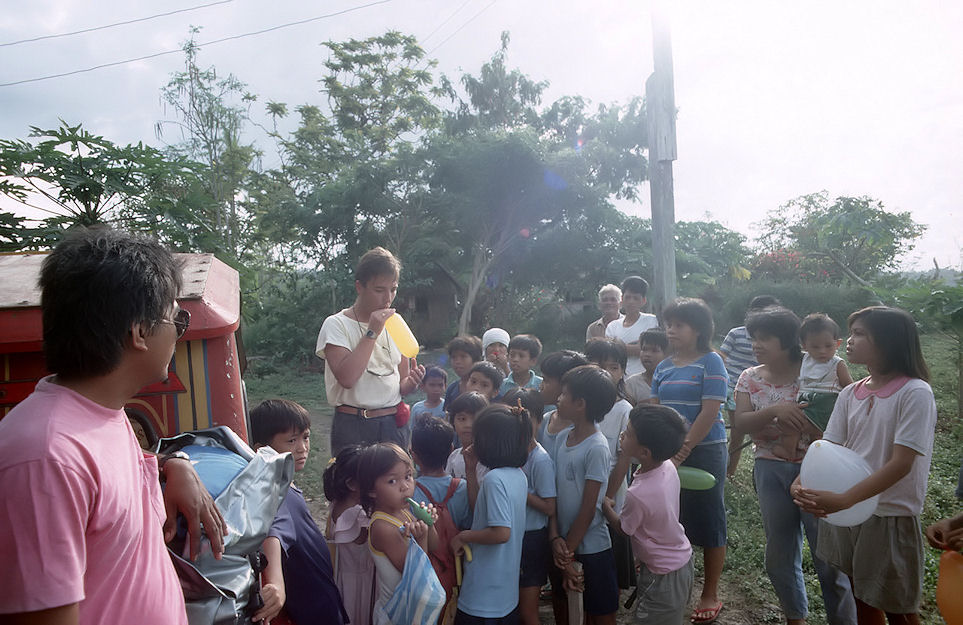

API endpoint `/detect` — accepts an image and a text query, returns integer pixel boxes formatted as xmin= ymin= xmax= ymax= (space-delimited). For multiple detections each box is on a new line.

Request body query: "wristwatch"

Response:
xmin=364 ymin=329 xmax=377 ymax=339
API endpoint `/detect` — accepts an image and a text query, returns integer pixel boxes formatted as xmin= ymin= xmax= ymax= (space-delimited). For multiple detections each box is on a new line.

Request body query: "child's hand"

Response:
xmin=451 ymin=531 xmax=468 ymax=556
xmin=926 ymin=517 xmax=963 ymax=551
xmin=672 ymin=442 xmax=691 ymax=466
xmin=425 ymin=502 xmax=439 ymax=525
xmin=551 ymin=536 xmax=573 ymax=569
xmin=792 ymin=486 xmax=850 ymax=517
xmin=405 ymin=519 xmax=429 ymax=542
xmin=463 ymin=444 xmax=478 ymax=471
xmin=562 ymin=563 xmax=584 ymax=593
xmin=252 ymin=581 xmax=284 ymax=624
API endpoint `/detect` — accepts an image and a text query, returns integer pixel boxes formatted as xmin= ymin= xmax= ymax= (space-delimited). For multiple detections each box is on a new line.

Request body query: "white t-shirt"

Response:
xmin=605 ymin=313 xmax=659 ymax=377
xmin=598 ymin=398 xmax=632 ymax=511
xmin=316 ymin=311 xmax=402 ymax=409
xmin=623 ymin=373 xmax=652 ymax=406
xmin=445 ymin=448 xmax=489 ymax=483
xmin=822 ymin=376 xmax=937 ymax=516
xmin=799 ymin=352 xmax=843 ymax=394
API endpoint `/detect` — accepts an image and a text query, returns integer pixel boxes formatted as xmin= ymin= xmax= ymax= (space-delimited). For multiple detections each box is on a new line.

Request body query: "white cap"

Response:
xmin=482 ymin=328 xmax=510 ymax=352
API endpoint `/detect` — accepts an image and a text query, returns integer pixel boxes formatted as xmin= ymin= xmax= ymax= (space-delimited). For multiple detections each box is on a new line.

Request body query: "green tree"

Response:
xmin=0 ymin=121 xmax=200 ymax=250
xmin=756 ymin=192 xmax=926 ymax=284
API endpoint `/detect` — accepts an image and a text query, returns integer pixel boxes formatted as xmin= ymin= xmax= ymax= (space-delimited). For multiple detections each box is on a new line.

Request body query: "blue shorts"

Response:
xmin=679 ymin=442 xmax=728 ymax=548
xmin=455 ymin=606 xmax=519 ymax=625
xmin=519 ymin=528 xmax=550 ymax=588
xmin=575 ymin=549 xmax=619 ymax=616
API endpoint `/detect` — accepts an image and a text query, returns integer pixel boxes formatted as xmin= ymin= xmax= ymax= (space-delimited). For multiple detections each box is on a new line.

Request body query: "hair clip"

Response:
xmin=327 ymin=456 xmax=337 ymax=467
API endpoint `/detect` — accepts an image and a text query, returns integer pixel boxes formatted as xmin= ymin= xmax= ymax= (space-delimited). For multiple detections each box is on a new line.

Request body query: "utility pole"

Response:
xmin=646 ymin=1 xmax=678 ymax=316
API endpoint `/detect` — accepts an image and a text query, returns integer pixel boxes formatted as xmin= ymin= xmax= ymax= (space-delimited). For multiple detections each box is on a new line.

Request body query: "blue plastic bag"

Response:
xmin=381 ymin=536 xmax=446 ymax=625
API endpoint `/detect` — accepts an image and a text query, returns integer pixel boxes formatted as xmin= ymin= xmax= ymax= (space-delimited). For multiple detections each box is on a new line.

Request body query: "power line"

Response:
xmin=0 ymin=0 xmax=392 ymax=88
xmin=419 ymin=0 xmax=475 ymax=46
xmin=424 ymin=0 xmax=496 ymax=57
xmin=0 ymin=0 xmax=234 ymax=48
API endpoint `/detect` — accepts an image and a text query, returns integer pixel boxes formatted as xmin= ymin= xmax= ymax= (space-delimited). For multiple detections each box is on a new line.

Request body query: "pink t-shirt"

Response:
xmin=620 ymin=461 xmax=692 ymax=575
xmin=0 ymin=377 xmax=186 ymax=623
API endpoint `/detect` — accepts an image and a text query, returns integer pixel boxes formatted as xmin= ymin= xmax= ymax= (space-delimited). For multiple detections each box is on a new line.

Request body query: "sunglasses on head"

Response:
xmin=155 ymin=308 xmax=191 ymax=339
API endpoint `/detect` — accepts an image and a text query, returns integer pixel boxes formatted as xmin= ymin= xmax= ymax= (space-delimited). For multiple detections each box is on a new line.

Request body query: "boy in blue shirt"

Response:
xmin=452 ymin=404 xmax=530 ymax=624
xmin=502 ymin=388 xmax=555 ymax=625
xmin=250 ymin=399 xmax=347 ymax=625
xmin=549 ymin=365 xmax=619 ymax=625
xmin=411 ymin=366 xmax=448 ymax=422
xmin=499 ymin=334 xmax=543 ymax=397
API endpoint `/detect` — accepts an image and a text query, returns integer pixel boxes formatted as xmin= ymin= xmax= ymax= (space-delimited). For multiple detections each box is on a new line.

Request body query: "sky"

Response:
xmin=1 ymin=0 xmax=961 ymax=271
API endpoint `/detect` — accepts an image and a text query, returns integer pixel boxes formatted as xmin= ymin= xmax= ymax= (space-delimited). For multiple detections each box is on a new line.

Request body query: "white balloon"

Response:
xmin=799 ymin=440 xmax=880 ymax=527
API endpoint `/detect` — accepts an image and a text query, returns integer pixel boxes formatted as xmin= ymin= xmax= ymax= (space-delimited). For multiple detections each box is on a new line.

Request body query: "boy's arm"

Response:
xmin=836 ymin=360 xmax=854 ymax=388
xmin=563 ymin=479 xmax=603 ymax=555
xmin=463 ymin=447 xmax=480 ymax=510
xmin=605 ymin=450 xmax=633 ymax=500
xmin=1 ymin=604 xmax=79 ymax=625
xmin=601 ymin=498 xmax=624 ymax=534
xmin=526 ymin=493 xmax=555 ymax=517
xmin=253 ymin=536 xmax=286 ymax=623
xmin=794 ymin=443 xmax=919 ymax=515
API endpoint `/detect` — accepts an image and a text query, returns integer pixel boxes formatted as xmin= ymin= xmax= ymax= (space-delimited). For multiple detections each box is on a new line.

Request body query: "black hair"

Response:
xmin=540 ymin=350 xmax=589 ymax=381
xmin=800 ymin=312 xmax=842 ymax=342
xmin=322 ymin=444 xmax=364 ymax=503
xmin=748 ymin=295 xmax=782 ymax=311
xmin=250 ymin=399 xmax=312 ymax=446
xmin=472 ymin=404 xmax=530 ymax=469
xmin=422 ymin=365 xmax=448 ymax=384
xmin=469 ymin=360 xmax=504 ymax=391
xmin=411 ymin=417 xmax=455 ymax=470
xmin=745 ymin=307 xmax=803 ymax=362
xmin=561 ymin=364 xmax=618 ymax=423
xmin=662 ymin=297 xmax=714 ymax=353
xmin=357 ymin=442 xmax=413 ymax=515
xmin=584 ymin=337 xmax=628 ymax=398
xmin=355 ymin=246 xmax=401 ymax=285
xmin=501 ymin=387 xmax=545 ymax=427
xmin=621 ymin=275 xmax=649 ymax=296
xmin=446 ymin=391 xmax=489 ymax=425
xmin=447 ymin=335 xmax=483 ymax=362
xmin=627 ymin=404 xmax=687 ymax=462
xmin=848 ymin=306 xmax=929 ymax=381
xmin=508 ymin=333 xmax=542 ymax=359
xmin=40 ymin=226 xmax=182 ymax=379
xmin=640 ymin=328 xmax=668 ymax=351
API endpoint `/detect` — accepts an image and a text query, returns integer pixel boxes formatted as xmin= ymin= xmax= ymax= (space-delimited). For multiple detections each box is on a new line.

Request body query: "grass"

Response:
xmin=244 ymin=336 xmax=961 ymax=624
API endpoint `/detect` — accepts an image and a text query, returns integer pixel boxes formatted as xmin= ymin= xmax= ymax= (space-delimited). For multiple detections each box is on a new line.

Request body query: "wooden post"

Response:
xmin=646 ymin=1 xmax=678 ymax=316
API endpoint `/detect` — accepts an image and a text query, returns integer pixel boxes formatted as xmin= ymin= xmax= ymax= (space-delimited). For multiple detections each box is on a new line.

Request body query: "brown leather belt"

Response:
xmin=336 ymin=405 xmax=397 ymax=419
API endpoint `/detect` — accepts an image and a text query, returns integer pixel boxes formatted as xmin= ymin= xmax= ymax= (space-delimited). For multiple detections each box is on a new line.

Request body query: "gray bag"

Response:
xmin=157 ymin=426 xmax=295 ymax=625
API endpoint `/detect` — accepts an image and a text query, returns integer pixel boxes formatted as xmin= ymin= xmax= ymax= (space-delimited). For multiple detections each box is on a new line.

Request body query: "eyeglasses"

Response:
xmin=155 ymin=308 xmax=191 ymax=339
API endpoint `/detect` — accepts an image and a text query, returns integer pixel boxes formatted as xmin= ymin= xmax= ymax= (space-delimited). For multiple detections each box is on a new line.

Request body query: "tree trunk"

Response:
xmin=457 ymin=246 xmax=492 ymax=335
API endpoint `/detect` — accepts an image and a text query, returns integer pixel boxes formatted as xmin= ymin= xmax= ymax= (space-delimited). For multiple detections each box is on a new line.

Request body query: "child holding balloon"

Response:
xmin=793 ymin=306 xmax=937 ymax=624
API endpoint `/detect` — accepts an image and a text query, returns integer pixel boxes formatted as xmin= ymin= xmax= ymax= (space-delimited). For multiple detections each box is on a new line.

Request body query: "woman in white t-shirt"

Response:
xmin=316 ymin=247 xmax=425 ymax=455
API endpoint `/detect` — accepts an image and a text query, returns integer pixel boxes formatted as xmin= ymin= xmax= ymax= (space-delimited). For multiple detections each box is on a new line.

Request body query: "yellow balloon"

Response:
xmin=938 ymin=550 xmax=963 ymax=625
xmin=384 ymin=313 xmax=419 ymax=358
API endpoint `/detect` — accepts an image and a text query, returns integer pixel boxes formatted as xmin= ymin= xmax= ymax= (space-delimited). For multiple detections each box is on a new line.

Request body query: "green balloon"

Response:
xmin=678 ymin=466 xmax=716 ymax=490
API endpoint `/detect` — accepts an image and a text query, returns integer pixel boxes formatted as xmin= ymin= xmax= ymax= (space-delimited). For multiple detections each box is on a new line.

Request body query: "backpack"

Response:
xmin=415 ymin=478 xmax=461 ymax=601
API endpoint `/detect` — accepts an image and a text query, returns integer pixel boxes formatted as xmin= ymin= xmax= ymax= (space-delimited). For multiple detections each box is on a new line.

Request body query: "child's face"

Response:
xmin=452 ymin=411 xmax=475 ymax=446
xmin=423 ymin=376 xmax=446 ymax=401
xmin=540 ymin=376 xmax=561 ymax=405
xmin=555 ymin=385 xmax=582 ymax=421
xmin=508 ymin=348 xmax=535 ymax=376
xmin=371 ymin=459 xmax=415 ymax=511
xmin=621 ymin=290 xmax=646 ymax=315
xmin=665 ymin=319 xmax=698 ymax=352
xmin=450 ymin=350 xmax=475 ymax=378
xmin=620 ymin=421 xmax=644 ymax=463
xmin=640 ymin=342 xmax=665 ymax=373
xmin=593 ymin=358 xmax=624 ymax=385
xmin=845 ymin=319 xmax=879 ymax=367
xmin=267 ymin=428 xmax=310 ymax=472
xmin=486 ymin=343 xmax=508 ymax=365
xmin=803 ymin=330 xmax=841 ymax=364
xmin=466 ymin=371 xmax=497 ymax=398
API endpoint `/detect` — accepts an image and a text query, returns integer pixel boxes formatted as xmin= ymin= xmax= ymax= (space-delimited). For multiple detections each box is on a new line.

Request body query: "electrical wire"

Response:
xmin=419 ymin=0 xmax=474 ymax=46
xmin=424 ymin=0 xmax=496 ymax=57
xmin=0 ymin=0 xmax=234 ymax=48
xmin=0 ymin=0 xmax=392 ymax=88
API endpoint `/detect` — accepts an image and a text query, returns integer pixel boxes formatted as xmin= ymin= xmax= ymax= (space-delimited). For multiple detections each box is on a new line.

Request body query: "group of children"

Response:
xmin=252 ymin=282 xmax=951 ymax=625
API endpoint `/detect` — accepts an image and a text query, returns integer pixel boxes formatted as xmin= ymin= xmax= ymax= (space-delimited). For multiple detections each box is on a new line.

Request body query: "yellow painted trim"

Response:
xmin=174 ymin=343 xmax=195 ymax=433
xmin=189 ymin=340 xmax=210 ymax=429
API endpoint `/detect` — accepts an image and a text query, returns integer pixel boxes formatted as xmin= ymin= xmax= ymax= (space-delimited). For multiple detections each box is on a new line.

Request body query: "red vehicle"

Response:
xmin=0 ymin=252 xmax=249 ymax=447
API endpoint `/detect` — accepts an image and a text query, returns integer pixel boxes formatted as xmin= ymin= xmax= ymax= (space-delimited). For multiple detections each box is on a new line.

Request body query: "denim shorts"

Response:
xmin=679 ymin=441 xmax=727 ymax=548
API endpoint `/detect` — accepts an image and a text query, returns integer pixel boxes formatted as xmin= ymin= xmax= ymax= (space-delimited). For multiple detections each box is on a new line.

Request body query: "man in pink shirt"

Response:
xmin=604 ymin=404 xmax=694 ymax=625
xmin=0 ymin=228 xmax=226 ymax=624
